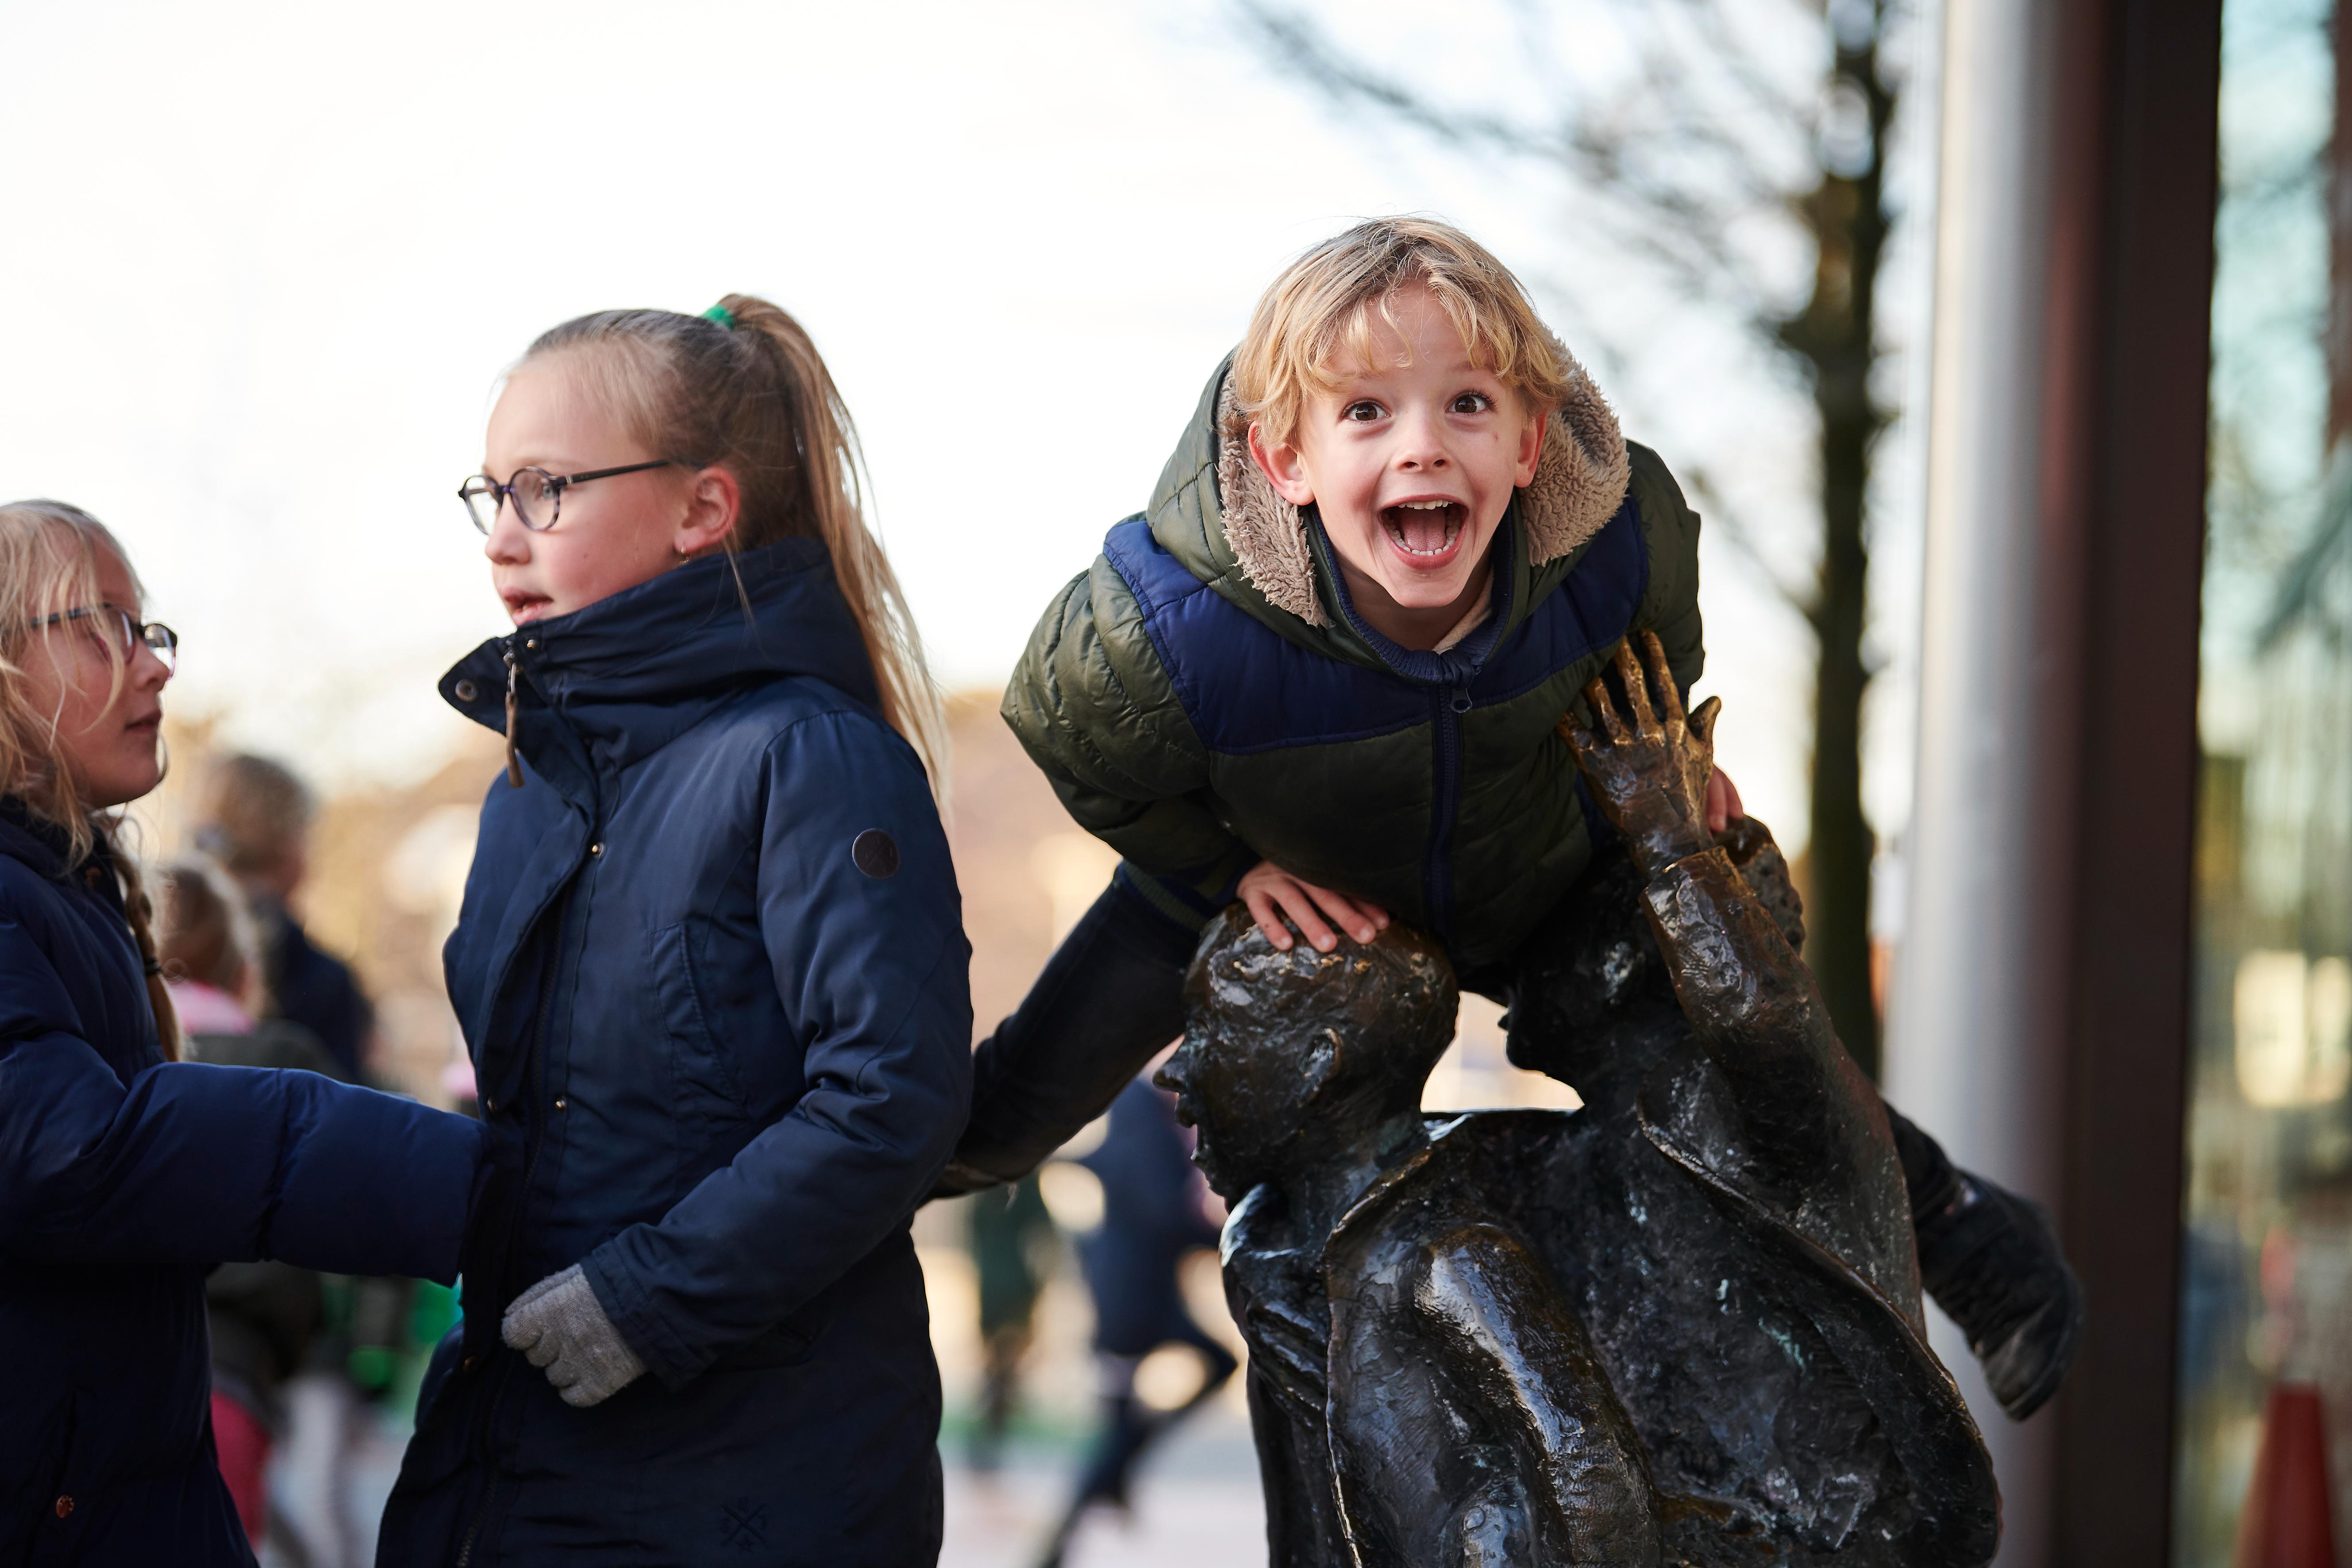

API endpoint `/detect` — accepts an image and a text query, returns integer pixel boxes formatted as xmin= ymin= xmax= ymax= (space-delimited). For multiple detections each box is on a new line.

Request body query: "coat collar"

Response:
xmin=0 ymin=797 xmax=70 ymax=878
xmin=439 ymin=539 xmax=880 ymax=789
xmin=0 ymin=795 xmax=108 ymax=882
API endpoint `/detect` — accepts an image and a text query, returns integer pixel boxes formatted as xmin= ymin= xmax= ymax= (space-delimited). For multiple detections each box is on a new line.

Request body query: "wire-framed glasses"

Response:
xmin=26 ymin=605 xmax=178 ymax=674
xmin=458 ymin=460 xmax=674 ymax=534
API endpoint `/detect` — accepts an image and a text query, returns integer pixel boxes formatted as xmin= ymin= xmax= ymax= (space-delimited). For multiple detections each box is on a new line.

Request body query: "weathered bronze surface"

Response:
xmin=1161 ymin=633 xmax=1998 ymax=1566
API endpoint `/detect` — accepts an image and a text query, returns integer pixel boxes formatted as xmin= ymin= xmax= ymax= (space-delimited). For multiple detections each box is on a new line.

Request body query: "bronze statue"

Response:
xmin=1159 ymin=634 xmax=1999 ymax=1565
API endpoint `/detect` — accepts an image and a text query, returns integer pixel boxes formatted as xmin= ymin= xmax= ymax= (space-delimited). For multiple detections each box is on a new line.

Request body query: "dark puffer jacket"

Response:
xmin=1004 ymin=359 xmax=1703 ymax=973
xmin=0 ymin=804 xmax=485 ymax=1567
xmin=378 ymin=540 xmax=972 ymax=1568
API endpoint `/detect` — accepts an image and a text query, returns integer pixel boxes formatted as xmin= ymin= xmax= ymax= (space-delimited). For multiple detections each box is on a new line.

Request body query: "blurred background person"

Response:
xmin=196 ymin=753 xmax=374 ymax=1082
xmin=159 ymin=858 xmax=342 ymax=1559
xmin=192 ymin=753 xmax=412 ymax=1568
xmin=966 ymin=1173 xmax=1056 ymax=1474
xmin=1034 ymin=1076 xmax=1236 ymax=1568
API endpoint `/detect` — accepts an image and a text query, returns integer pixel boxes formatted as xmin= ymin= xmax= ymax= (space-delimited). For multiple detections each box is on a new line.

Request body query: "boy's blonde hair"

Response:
xmin=0 ymin=499 xmax=181 ymax=1058
xmin=1231 ymin=217 xmax=1571 ymax=447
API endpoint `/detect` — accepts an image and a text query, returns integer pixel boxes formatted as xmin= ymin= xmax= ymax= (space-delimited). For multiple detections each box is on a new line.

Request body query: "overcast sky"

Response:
xmin=1 ymin=0 xmax=1933 ymax=857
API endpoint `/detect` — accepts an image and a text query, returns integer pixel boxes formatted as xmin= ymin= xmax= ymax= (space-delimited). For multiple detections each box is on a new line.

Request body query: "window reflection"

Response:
xmin=2179 ymin=0 xmax=2352 ymax=1552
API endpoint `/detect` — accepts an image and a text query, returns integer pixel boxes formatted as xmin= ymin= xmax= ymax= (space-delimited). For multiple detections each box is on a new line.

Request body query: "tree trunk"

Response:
xmin=1783 ymin=24 xmax=1894 ymax=1079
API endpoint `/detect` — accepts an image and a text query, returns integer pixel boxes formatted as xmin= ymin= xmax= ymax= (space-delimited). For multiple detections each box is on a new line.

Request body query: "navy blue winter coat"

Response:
xmin=378 ymin=540 xmax=973 ymax=1567
xmin=0 ymin=803 xmax=485 ymax=1567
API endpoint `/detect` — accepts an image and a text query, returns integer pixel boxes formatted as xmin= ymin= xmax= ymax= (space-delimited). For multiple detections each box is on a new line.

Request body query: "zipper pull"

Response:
xmin=504 ymin=651 xmax=525 ymax=789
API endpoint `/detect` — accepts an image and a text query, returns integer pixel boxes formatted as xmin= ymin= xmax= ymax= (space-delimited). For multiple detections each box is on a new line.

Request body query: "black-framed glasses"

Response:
xmin=458 ymin=460 xmax=674 ymax=534
xmin=26 ymin=605 xmax=178 ymax=674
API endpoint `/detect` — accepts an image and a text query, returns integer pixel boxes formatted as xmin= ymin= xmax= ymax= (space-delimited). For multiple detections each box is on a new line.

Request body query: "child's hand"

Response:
xmin=1238 ymin=860 xmax=1390 ymax=953
xmin=1708 ymin=766 xmax=1745 ymax=836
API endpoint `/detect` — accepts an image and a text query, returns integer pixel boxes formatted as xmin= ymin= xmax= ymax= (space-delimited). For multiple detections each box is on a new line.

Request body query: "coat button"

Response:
xmin=553 ymin=1096 xmax=568 ymax=1111
xmin=524 ymin=637 xmax=539 ymax=651
xmin=851 ymin=829 xmax=899 ymax=879
xmin=454 ymin=678 xmax=479 ymax=701
xmin=53 ymin=1497 xmax=72 ymax=1519
xmin=462 ymin=1354 xmax=480 ymax=1373
xmin=588 ymin=842 xmax=603 ymax=858
xmin=483 ymin=1095 xmax=498 ymax=1113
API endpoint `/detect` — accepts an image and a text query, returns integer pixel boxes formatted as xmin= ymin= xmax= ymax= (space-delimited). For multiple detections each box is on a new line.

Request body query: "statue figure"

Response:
xmin=1159 ymin=634 xmax=2000 ymax=1566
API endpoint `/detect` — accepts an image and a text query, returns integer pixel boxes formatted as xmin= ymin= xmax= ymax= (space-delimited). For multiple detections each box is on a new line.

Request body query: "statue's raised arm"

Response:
xmin=1562 ymin=630 xmax=1921 ymax=1324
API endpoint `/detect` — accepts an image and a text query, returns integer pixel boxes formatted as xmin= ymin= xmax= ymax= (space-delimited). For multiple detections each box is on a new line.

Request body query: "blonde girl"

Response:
xmin=0 ymin=501 xmax=489 ymax=1565
xmin=376 ymin=298 xmax=970 ymax=1566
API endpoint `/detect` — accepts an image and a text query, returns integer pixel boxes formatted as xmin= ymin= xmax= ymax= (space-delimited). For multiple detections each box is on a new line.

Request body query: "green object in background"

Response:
xmin=348 ymin=1345 xmax=396 ymax=1393
xmin=413 ymin=1279 xmax=461 ymax=1348
xmin=970 ymin=1173 xmax=1055 ymax=1337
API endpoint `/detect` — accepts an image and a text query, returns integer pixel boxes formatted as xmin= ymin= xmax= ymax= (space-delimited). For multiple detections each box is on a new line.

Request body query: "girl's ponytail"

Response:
xmin=522 ymin=299 xmax=950 ymax=798
xmin=716 ymin=295 xmax=948 ymax=795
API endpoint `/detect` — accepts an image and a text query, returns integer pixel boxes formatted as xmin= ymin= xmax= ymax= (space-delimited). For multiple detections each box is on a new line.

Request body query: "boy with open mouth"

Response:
xmin=949 ymin=216 xmax=2082 ymax=1422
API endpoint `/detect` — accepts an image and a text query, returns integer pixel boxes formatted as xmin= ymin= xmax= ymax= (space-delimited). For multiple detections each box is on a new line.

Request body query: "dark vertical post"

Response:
xmin=2046 ymin=0 xmax=2221 ymax=1554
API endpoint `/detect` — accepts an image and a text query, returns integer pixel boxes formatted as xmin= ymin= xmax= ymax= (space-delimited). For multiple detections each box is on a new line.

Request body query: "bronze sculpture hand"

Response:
xmin=1559 ymin=630 xmax=1721 ymax=878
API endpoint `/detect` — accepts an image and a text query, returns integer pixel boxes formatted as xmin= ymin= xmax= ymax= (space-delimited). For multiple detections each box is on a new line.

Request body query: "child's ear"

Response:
xmin=675 ymin=464 xmax=742 ymax=557
xmin=1247 ymin=421 xmax=1318 ymax=508
xmin=1513 ymin=408 xmax=1548 ymax=489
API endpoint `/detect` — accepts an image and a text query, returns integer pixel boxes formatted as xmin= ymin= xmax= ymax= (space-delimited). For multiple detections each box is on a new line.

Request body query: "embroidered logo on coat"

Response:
xmin=719 ymin=1498 xmax=769 ymax=1551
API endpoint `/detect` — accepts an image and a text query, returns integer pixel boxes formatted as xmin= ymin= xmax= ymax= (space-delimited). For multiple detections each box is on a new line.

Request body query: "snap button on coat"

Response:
xmin=852 ymin=828 xmax=899 ymax=879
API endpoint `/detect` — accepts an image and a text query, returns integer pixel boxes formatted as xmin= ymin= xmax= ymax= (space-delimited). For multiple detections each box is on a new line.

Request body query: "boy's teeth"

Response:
xmin=1383 ymin=501 xmax=1461 ymax=556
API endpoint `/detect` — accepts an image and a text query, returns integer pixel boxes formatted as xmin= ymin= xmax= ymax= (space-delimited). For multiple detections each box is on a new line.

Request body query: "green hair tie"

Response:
xmin=701 ymin=304 xmax=736 ymax=331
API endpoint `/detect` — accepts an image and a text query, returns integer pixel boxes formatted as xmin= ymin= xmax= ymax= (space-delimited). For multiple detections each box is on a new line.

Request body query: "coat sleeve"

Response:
xmin=0 ymin=909 xmax=485 ymax=1283
xmin=1626 ymin=441 xmax=1705 ymax=699
xmin=1001 ymin=561 xmax=1256 ymax=930
xmin=580 ymin=710 xmax=975 ymax=1390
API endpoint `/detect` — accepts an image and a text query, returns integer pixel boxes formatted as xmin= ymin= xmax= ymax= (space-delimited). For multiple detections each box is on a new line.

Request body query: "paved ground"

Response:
xmin=940 ymin=1413 xmax=1264 ymax=1568
xmin=256 ymin=1386 xmax=1263 ymax=1568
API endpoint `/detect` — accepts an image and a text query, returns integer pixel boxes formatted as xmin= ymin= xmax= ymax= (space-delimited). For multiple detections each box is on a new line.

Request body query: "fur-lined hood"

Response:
xmin=1151 ymin=354 xmax=1632 ymax=630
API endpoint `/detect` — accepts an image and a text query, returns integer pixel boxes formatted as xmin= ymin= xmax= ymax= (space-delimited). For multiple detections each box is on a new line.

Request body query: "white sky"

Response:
xmin=0 ymin=0 xmax=1937 ymax=859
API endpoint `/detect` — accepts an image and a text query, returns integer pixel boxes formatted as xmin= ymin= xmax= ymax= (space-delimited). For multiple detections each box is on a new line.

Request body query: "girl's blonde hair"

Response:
xmin=1231 ymin=217 xmax=1572 ymax=448
xmin=521 ymin=297 xmax=948 ymax=794
xmin=0 ymin=500 xmax=180 ymax=1059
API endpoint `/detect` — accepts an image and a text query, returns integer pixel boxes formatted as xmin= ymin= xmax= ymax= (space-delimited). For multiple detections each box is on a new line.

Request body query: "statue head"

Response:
xmin=1507 ymin=818 xmax=1805 ymax=1088
xmin=1158 ymin=907 xmax=1459 ymax=1201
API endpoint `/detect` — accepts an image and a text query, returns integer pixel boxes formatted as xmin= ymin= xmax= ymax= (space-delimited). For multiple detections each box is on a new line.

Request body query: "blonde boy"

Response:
xmin=951 ymin=218 xmax=2081 ymax=1422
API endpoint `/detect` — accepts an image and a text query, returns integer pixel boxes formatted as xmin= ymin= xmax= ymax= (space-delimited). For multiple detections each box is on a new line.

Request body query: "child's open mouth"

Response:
xmin=1380 ymin=499 xmax=1467 ymax=564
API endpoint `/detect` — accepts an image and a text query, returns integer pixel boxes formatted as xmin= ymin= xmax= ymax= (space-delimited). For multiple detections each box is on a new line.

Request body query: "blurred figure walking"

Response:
xmin=194 ymin=755 xmax=398 ymax=1568
xmin=195 ymin=753 xmax=373 ymax=1081
xmin=967 ymin=1173 xmax=1055 ymax=1472
xmin=1034 ymin=1076 xmax=1236 ymax=1568
xmin=158 ymin=859 xmax=343 ymax=1557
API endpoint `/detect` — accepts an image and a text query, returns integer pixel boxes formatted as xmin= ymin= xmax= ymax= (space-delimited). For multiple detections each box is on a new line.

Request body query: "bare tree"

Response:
xmin=1240 ymin=0 xmax=1902 ymax=1076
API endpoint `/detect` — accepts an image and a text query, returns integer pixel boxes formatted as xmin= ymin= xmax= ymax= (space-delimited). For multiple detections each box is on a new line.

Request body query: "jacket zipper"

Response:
xmin=453 ymin=1476 xmax=499 ymax=1568
xmin=1424 ymin=685 xmax=1470 ymax=944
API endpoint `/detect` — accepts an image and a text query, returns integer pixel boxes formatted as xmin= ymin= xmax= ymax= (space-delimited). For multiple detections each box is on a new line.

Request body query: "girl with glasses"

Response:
xmin=379 ymin=298 xmax=968 ymax=1567
xmin=0 ymin=501 xmax=493 ymax=1566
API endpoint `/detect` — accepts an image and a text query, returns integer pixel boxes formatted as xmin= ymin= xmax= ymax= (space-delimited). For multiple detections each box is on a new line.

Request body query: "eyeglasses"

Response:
xmin=26 ymin=605 xmax=179 ymax=674
xmin=458 ymin=460 xmax=674 ymax=534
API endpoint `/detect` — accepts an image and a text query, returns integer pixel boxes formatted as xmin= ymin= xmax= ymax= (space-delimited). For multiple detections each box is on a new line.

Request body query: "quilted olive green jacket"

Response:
xmin=1002 ymin=358 xmax=1703 ymax=972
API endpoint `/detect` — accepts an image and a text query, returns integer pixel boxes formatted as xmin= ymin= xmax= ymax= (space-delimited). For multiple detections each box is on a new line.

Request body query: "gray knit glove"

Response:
xmin=501 ymin=1264 xmax=647 ymax=1408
